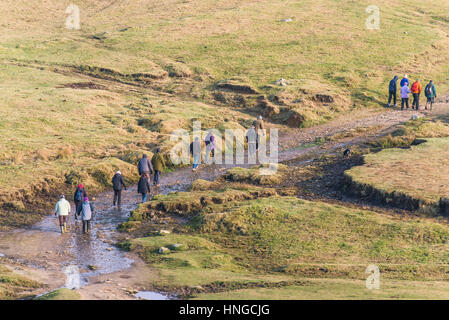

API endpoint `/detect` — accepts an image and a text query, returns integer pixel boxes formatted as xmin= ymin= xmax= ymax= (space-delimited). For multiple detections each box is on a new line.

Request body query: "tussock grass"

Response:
xmin=0 ymin=265 xmax=40 ymax=300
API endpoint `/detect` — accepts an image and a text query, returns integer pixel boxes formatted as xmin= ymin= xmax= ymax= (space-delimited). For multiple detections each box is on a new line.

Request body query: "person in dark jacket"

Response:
xmin=137 ymin=173 xmax=151 ymax=203
xmin=76 ymin=196 xmax=94 ymax=233
xmin=387 ymin=75 xmax=398 ymax=108
xmin=111 ymin=171 xmax=127 ymax=207
xmin=137 ymin=154 xmax=154 ymax=177
xmin=73 ymin=184 xmax=87 ymax=220
xmin=151 ymin=148 xmax=165 ymax=187
xmin=424 ymin=80 xmax=437 ymax=111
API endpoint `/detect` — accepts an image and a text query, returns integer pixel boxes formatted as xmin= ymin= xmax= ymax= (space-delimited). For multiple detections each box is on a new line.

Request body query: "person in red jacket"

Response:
xmin=410 ymin=79 xmax=422 ymax=110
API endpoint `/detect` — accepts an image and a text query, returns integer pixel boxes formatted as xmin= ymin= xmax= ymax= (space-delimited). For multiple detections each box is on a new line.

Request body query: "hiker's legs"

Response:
xmin=154 ymin=170 xmax=160 ymax=186
xmin=113 ymin=190 xmax=118 ymax=206
xmin=82 ymin=220 xmax=86 ymax=233
xmin=388 ymin=91 xmax=396 ymax=106
xmin=248 ymin=143 xmax=257 ymax=164
xmin=58 ymin=215 xmax=67 ymax=234
xmin=117 ymin=190 xmax=122 ymax=206
xmin=193 ymin=154 xmax=199 ymax=169
xmin=416 ymin=93 xmax=420 ymax=110
xmin=412 ymin=93 xmax=417 ymax=109
xmin=74 ymin=200 xmax=81 ymax=220
xmin=405 ymin=98 xmax=409 ymax=109
xmin=205 ymin=145 xmax=211 ymax=164
xmin=401 ymin=98 xmax=405 ymax=110
xmin=142 ymin=193 xmax=147 ymax=203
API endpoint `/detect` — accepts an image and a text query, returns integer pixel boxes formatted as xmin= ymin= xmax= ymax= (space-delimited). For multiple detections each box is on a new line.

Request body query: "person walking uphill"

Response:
xmin=73 ymin=184 xmax=87 ymax=220
xmin=77 ymin=196 xmax=94 ymax=234
xmin=112 ymin=170 xmax=127 ymax=207
xmin=401 ymin=83 xmax=411 ymax=110
xmin=253 ymin=115 xmax=265 ymax=150
xmin=151 ymin=148 xmax=165 ymax=188
xmin=53 ymin=195 xmax=71 ymax=234
xmin=387 ymin=75 xmax=398 ymax=108
xmin=137 ymin=154 xmax=153 ymax=182
xmin=411 ymin=79 xmax=422 ymax=110
xmin=425 ymin=80 xmax=437 ymax=111
xmin=137 ymin=173 xmax=151 ymax=203
xmin=204 ymin=132 xmax=216 ymax=164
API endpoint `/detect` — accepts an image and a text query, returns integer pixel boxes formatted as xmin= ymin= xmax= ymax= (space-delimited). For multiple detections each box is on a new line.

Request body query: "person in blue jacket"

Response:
xmin=400 ymin=74 xmax=409 ymax=87
xmin=387 ymin=75 xmax=398 ymax=108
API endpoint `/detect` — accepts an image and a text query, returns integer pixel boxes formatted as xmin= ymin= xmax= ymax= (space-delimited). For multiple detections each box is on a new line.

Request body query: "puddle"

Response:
xmin=135 ymin=291 xmax=170 ymax=300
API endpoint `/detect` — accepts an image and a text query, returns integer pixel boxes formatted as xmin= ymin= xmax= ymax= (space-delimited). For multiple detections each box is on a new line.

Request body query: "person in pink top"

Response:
xmin=400 ymin=83 xmax=411 ymax=110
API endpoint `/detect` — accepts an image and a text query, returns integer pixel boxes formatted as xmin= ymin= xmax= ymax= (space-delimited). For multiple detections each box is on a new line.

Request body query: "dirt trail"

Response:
xmin=1 ymin=99 xmax=448 ymax=300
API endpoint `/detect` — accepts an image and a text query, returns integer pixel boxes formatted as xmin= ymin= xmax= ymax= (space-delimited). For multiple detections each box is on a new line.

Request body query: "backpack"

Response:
xmin=75 ymin=189 xmax=83 ymax=201
xmin=411 ymin=82 xmax=418 ymax=92
xmin=425 ymin=84 xmax=432 ymax=95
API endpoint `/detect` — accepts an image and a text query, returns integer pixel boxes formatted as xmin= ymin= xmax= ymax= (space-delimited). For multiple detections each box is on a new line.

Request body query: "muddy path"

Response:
xmin=0 ymin=98 xmax=448 ymax=300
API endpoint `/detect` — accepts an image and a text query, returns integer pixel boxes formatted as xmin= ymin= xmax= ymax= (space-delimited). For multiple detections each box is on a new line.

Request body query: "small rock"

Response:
xmin=280 ymin=18 xmax=292 ymax=22
xmin=88 ymin=264 xmax=98 ymax=271
xmin=158 ymin=247 xmax=170 ymax=254
xmin=106 ymin=248 xmax=113 ymax=251
xmin=158 ymin=230 xmax=171 ymax=235
xmin=0 ymin=253 xmax=5 ymax=257
xmin=411 ymin=114 xmax=419 ymax=120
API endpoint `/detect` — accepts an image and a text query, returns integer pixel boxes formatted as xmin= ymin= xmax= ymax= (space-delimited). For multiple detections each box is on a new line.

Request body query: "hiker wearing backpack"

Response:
xmin=76 ymin=196 xmax=94 ymax=234
xmin=137 ymin=154 xmax=154 ymax=179
xmin=400 ymin=82 xmax=411 ymax=110
xmin=204 ymin=132 xmax=216 ymax=164
xmin=424 ymin=80 xmax=437 ymax=111
xmin=137 ymin=173 xmax=151 ymax=203
xmin=73 ymin=184 xmax=87 ymax=220
xmin=111 ymin=170 xmax=127 ymax=207
xmin=53 ymin=194 xmax=71 ymax=234
xmin=190 ymin=137 xmax=201 ymax=171
xmin=387 ymin=75 xmax=398 ymax=108
xmin=411 ymin=79 xmax=422 ymax=110
xmin=151 ymin=148 xmax=165 ymax=188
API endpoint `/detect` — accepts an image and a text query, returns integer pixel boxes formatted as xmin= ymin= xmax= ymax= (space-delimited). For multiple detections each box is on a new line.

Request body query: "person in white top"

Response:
xmin=53 ymin=194 xmax=71 ymax=234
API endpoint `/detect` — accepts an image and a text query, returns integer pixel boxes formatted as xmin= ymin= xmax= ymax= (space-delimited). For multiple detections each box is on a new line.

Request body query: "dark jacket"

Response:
xmin=138 ymin=156 xmax=153 ymax=175
xmin=73 ymin=188 xmax=87 ymax=202
xmin=389 ymin=76 xmax=398 ymax=92
xmin=425 ymin=83 xmax=437 ymax=98
xmin=137 ymin=176 xmax=150 ymax=194
xmin=151 ymin=153 xmax=166 ymax=172
xmin=112 ymin=173 xmax=126 ymax=191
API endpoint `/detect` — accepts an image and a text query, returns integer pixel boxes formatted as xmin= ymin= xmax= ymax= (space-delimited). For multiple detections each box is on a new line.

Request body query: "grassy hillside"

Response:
xmin=120 ymin=194 xmax=449 ymax=299
xmin=1 ymin=0 xmax=449 ymax=224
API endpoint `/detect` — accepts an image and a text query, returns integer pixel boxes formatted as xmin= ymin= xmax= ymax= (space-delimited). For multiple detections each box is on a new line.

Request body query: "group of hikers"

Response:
xmin=52 ymin=116 xmax=267 ymax=234
xmin=388 ymin=74 xmax=437 ymax=110
xmin=190 ymin=115 xmax=265 ymax=171
xmin=53 ymin=149 xmax=167 ymax=234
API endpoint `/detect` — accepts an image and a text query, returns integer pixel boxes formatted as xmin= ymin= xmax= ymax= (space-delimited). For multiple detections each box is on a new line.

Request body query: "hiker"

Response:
xmin=73 ymin=184 xmax=87 ymax=220
xmin=246 ymin=126 xmax=257 ymax=163
xmin=137 ymin=173 xmax=151 ymax=203
xmin=400 ymin=82 xmax=411 ymax=110
xmin=137 ymin=154 xmax=154 ymax=181
xmin=151 ymin=148 xmax=165 ymax=188
xmin=190 ymin=137 xmax=201 ymax=171
xmin=387 ymin=75 xmax=398 ymax=108
xmin=400 ymin=74 xmax=409 ymax=87
xmin=53 ymin=194 xmax=71 ymax=234
xmin=411 ymin=79 xmax=422 ymax=110
xmin=253 ymin=115 xmax=265 ymax=150
xmin=77 ymin=196 xmax=94 ymax=234
xmin=204 ymin=132 xmax=216 ymax=164
xmin=112 ymin=170 xmax=127 ymax=207
xmin=424 ymin=80 xmax=437 ymax=111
